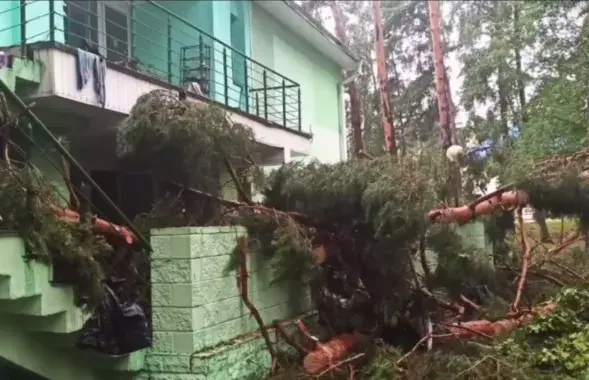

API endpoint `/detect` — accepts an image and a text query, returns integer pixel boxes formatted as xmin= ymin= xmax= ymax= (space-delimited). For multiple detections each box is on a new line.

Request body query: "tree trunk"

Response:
xmin=513 ymin=6 xmax=551 ymax=242
xmin=330 ymin=2 xmax=364 ymax=156
xmin=390 ymin=57 xmax=407 ymax=156
xmin=497 ymin=66 xmax=509 ymax=136
xmin=513 ymin=5 xmax=527 ymax=125
xmin=427 ymin=0 xmax=455 ymax=149
xmin=428 ymin=0 xmax=460 ymax=205
xmin=372 ymin=0 xmax=397 ymax=155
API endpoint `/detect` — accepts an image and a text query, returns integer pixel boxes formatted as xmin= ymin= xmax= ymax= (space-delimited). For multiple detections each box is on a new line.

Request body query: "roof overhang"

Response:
xmin=254 ymin=1 xmax=359 ymax=71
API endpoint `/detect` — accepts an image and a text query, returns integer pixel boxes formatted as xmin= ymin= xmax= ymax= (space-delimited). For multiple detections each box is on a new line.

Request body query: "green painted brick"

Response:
xmin=151 ymin=226 xmax=247 ymax=236
xmin=200 ymin=254 xmax=233 ymax=282
xmin=152 ymin=307 xmax=203 ymax=332
xmin=190 ymin=277 xmax=241 ymax=306
xmin=146 ymin=335 xmax=272 ymax=380
xmin=151 ymin=259 xmax=201 ymax=284
xmin=152 ymin=284 xmax=172 ymax=307
xmin=146 ymin=374 xmax=206 ymax=380
xmin=151 ymin=235 xmax=173 ymax=259
xmin=199 ymin=297 xmax=245 ymax=328
xmin=200 ymin=233 xmax=240 ymax=258
xmin=152 ymin=331 xmax=174 ymax=352
xmin=171 ymin=284 xmax=194 ymax=307
xmin=191 ymin=335 xmax=272 ymax=378
xmin=170 ymin=235 xmax=193 ymax=259
xmin=145 ymin=354 xmax=192 ymax=373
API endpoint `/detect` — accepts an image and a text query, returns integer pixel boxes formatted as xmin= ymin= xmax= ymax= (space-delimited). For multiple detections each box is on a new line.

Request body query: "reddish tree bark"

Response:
xmin=428 ymin=0 xmax=456 ymax=149
xmin=427 ymin=190 xmax=529 ymax=225
xmin=55 ymin=207 xmax=137 ymax=244
xmin=372 ymin=0 xmax=397 ymax=155
xmin=330 ymin=3 xmax=364 ymax=156
xmin=302 ymin=302 xmax=556 ymax=374
xmin=443 ymin=302 xmax=556 ymax=340
xmin=303 ymin=333 xmax=359 ymax=374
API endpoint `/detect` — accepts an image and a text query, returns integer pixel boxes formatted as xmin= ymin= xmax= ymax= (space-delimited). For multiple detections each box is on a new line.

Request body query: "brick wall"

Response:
xmin=145 ymin=226 xmax=311 ymax=379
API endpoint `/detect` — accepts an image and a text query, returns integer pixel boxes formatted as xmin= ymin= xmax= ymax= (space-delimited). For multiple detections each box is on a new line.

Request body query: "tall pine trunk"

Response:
xmin=428 ymin=0 xmax=456 ymax=149
xmin=330 ymin=3 xmax=365 ymax=156
xmin=428 ymin=0 xmax=460 ymax=206
xmin=372 ymin=0 xmax=397 ymax=155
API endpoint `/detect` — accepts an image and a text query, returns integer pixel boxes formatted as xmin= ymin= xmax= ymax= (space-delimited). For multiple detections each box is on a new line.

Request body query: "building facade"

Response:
xmin=0 ymin=0 xmax=356 ymax=165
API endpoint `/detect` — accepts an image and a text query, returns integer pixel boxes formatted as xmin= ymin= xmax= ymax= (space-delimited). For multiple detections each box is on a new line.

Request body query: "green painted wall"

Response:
xmin=133 ymin=1 xmax=214 ymax=85
xmin=147 ymin=226 xmax=311 ymax=379
xmin=251 ymin=4 xmax=342 ymax=133
xmin=0 ymin=1 xmax=65 ymax=47
xmin=0 ymin=1 xmax=20 ymax=46
xmin=133 ymin=1 xmax=251 ymax=111
xmin=0 ymin=235 xmax=144 ymax=379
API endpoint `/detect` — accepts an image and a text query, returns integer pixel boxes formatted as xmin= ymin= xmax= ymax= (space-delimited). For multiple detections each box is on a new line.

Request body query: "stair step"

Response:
xmin=0 ymin=235 xmax=89 ymax=334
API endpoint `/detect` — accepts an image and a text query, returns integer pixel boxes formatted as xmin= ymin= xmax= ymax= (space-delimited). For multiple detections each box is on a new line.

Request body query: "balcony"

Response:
xmin=0 ymin=0 xmax=303 ymax=132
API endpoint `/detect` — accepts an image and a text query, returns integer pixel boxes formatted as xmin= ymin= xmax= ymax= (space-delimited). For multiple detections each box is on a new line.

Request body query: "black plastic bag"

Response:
xmin=76 ymin=282 xmax=151 ymax=355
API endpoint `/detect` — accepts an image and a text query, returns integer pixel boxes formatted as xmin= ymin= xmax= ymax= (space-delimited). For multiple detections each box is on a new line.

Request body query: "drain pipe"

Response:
xmin=0 ymin=78 xmax=152 ymax=251
xmin=337 ymin=60 xmax=363 ymax=161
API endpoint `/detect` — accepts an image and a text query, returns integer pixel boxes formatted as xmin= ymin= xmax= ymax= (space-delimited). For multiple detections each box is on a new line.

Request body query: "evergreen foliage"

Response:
xmin=117 ymin=90 xmax=256 ymax=193
xmin=0 ymin=166 xmax=112 ymax=309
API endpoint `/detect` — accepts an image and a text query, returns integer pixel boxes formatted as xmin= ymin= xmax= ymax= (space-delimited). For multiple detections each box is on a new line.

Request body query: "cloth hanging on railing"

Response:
xmin=76 ymin=49 xmax=94 ymax=89
xmin=0 ymin=52 xmax=13 ymax=69
xmin=94 ymin=57 xmax=106 ymax=107
xmin=76 ymin=49 xmax=106 ymax=108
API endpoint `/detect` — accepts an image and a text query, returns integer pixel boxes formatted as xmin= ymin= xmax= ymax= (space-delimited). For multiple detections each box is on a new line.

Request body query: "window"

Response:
xmin=65 ymin=1 xmax=99 ymax=48
xmin=104 ymin=4 xmax=129 ymax=61
xmin=64 ymin=1 xmax=130 ymax=61
xmin=230 ymin=14 xmax=245 ymax=88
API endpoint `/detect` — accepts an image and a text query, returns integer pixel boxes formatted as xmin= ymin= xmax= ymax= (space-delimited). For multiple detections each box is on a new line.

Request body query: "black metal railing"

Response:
xmin=0 ymin=77 xmax=153 ymax=347
xmin=0 ymin=0 xmax=303 ymax=131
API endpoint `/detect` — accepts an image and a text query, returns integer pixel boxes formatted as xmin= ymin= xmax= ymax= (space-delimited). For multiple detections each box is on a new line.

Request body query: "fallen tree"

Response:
xmin=116 ymin=91 xmax=589 ymax=379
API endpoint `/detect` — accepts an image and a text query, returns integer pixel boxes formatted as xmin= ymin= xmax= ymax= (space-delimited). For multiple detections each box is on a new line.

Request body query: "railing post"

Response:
xmin=130 ymin=1 xmax=135 ymax=59
xmin=263 ymin=70 xmax=268 ymax=120
xmin=198 ymin=35 xmax=204 ymax=80
xmin=20 ymin=0 xmax=27 ymax=54
xmin=48 ymin=0 xmax=54 ymax=42
xmin=297 ymin=88 xmax=302 ymax=131
xmin=282 ymin=80 xmax=287 ymax=128
xmin=167 ymin=16 xmax=172 ymax=83
xmin=255 ymin=93 xmax=259 ymax=117
xmin=223 ymin=48 xmax=228 ymax=105
xmin=243 ymin=59 xmax=249 ymax=113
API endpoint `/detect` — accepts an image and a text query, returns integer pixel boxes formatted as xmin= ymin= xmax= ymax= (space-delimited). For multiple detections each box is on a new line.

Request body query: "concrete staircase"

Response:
xmin=0 ymin=233 xmax=145 ymax=380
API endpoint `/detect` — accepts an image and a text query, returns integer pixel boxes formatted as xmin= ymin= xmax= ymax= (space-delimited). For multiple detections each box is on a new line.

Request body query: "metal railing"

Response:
xmin=0 ymin=77 xmax=153 ymax=344
xmin=0 ymin=0 xmax=303 ymax=131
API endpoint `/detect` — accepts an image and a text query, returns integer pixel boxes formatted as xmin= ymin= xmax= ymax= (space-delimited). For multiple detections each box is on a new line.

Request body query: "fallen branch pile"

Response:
xmin=112 ymin=92 xmax=589 ymax=378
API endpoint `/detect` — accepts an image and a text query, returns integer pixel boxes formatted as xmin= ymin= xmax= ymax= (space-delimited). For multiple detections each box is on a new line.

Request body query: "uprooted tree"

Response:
xmin=118 ymin=90 xmax=589 ymax=379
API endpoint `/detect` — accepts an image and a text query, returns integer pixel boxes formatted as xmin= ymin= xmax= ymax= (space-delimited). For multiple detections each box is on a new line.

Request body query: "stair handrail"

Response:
xmin=0 ymin=78 xmax=152 ymax=251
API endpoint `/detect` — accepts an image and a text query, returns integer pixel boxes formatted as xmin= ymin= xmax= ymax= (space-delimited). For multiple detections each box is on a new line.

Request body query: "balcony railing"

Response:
xmin=0 ymin=0 xmax=303 ymax=132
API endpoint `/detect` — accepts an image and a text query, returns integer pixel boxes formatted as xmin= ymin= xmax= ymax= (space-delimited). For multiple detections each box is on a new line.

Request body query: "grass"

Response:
xmin=524 ymin=218 xmax=577 ymax=244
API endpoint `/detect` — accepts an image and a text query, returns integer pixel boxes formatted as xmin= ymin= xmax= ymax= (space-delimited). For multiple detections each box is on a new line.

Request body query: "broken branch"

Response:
xmin=236 ymin=236 xmax=276 ymax=361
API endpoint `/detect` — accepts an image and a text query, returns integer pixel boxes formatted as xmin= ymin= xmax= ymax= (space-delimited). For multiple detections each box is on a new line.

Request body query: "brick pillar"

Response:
xmin=146 ymin=226 xmax=311 ymax=377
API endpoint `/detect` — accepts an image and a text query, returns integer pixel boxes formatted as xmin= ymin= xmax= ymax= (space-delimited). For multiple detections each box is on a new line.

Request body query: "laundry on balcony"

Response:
xmin=75 ymin=49 xmax=106 ymax=107
xmin=183 ymin=81 xmax=206 ymax=97
xmin=0 ymin=52 xmax=13 ymax=69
